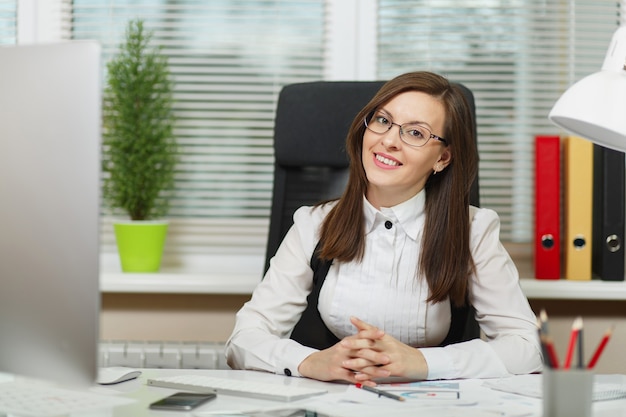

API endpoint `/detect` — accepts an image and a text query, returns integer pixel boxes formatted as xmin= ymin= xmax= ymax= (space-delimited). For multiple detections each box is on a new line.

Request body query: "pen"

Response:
xmin=587 ymin=325 xmax=614 ymax=369
xmin=355 ymin=383 xmax=405 ymax=402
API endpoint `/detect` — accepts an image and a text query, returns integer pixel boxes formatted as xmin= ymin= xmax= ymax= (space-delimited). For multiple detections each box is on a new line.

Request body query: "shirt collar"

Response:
xmin=363 ymin=190 xmax=426 ymax=241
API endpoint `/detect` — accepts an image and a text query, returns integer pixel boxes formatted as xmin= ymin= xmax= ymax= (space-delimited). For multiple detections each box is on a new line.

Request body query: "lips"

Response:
xmin=375 ymin=153 xmax=401 ymax=167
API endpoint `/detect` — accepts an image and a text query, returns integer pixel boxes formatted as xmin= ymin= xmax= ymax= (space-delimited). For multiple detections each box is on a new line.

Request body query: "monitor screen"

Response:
xmin=0 ymin=41 xmax=101 ymax=386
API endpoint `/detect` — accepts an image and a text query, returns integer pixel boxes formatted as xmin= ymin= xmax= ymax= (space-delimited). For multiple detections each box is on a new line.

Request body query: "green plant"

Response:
xmin=102 ymin=19 xmax=177 ymax=221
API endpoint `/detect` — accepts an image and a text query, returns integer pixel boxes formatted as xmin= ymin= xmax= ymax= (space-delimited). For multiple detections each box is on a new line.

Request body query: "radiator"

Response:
xmin=99 ymin=341 xmax=229 ymax=370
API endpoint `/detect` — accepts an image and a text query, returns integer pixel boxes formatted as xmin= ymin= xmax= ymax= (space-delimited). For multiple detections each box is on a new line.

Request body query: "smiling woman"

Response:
xmin=226 ymin=71 xmax=542 ymax=384
xmin=362 ymin=91 xmax=451 ymax=209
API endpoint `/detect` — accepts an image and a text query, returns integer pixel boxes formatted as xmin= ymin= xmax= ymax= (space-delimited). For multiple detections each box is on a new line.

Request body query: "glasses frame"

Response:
xmin=363 ymin=114 xmax=447 ymax=147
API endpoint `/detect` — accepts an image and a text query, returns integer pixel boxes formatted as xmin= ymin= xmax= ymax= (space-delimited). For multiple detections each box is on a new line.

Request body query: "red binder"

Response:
xmin=534 ymin=135 xmax=561 ymax=279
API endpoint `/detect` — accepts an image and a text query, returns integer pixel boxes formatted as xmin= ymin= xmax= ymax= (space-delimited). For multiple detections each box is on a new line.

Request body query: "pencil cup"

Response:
xmin=543 ymin=368 xmax=594 ymax=417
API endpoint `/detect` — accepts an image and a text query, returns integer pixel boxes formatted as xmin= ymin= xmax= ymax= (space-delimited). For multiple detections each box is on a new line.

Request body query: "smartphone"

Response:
xmin=149 ymin=392 xmax=217 ymax=411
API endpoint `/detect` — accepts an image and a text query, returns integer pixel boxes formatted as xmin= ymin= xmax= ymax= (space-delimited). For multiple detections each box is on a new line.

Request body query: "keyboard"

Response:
xmin=147 ymin=375 xmax=328 ymax=402
xmin=0 ymin=381 xmax=134 ymax=417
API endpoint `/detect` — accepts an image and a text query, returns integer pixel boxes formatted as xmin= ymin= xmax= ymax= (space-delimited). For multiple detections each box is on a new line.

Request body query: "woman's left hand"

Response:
xmin=341 ymin=316 xmax=429 ymax=382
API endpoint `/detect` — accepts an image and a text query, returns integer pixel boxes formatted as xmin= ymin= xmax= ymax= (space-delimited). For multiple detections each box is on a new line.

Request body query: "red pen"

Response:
xmin=587 ymin=326 xmax=614 ymax=369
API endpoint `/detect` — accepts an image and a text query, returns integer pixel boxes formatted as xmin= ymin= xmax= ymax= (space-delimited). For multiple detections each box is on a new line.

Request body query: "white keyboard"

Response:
xmin=147 ymin=375 xmax=328 ymax=402
xmin=0 ymin=381 xmax=134 ymax=417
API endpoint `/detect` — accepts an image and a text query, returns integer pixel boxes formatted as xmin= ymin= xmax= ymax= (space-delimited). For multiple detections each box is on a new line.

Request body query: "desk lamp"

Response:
xmin=549 ymin=26 xmax=626 ymax=150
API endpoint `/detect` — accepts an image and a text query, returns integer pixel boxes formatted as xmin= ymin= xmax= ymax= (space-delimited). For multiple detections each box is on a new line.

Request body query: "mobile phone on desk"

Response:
xmin=149 ymin=392 xmax=217 ymax=411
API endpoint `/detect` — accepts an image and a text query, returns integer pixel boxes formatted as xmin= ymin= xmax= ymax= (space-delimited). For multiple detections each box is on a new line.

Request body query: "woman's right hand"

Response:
xmin=297 ymin=325 xmax=391 ymax=385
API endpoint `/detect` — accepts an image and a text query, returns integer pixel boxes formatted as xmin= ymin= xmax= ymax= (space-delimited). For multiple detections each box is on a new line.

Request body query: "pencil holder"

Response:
xmin=543 ymin=368 xmax=593 ymax=417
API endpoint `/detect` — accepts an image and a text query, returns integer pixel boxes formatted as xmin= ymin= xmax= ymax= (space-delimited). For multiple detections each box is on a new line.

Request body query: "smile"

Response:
xmin=375 ymin=153 xmax=401 ymax=167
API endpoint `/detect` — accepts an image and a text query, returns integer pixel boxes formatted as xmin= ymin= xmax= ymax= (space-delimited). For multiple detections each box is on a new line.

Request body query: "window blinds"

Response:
xmin=71 ymin=1 xmax=326 ymax=261
xmin=0 ymin=0 xmax=16 ymax=44
xmin=376 ymin=0 xmax=621 ymax=242
xmin=8 ymin=0 xmax=624 ymax=274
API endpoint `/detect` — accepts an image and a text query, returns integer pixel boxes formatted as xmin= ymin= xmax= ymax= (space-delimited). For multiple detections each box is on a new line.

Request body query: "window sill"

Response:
xmin=100 ymin=245 xmax=626 ymax=299
xmin=100 ymin=270 xmax=260 ymax=294
xmin=99 ymin=252 xmax=263 ymax=294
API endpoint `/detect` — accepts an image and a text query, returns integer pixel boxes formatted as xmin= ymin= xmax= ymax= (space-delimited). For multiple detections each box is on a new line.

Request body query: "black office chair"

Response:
xmin=265 ymin=80 xmax=480 ymax=343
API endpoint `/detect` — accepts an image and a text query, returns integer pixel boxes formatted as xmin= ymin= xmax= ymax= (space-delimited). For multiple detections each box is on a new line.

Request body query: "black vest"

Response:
xmin=290 ymin=242 xmax=477 ymax=349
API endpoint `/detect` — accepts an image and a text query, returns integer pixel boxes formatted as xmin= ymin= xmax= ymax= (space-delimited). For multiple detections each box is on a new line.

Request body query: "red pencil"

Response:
xmin=541 ymin=334 xmax=560 ymax=369
xmin=587 ymin=326 xmax=614 ymax=369
xmin=564 ymin=316 xmax=582 ymax=369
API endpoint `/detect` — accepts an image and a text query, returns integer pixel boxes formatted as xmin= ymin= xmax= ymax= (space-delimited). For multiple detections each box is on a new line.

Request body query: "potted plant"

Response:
xmin=102 ymin=19 xmax=178 ymax=272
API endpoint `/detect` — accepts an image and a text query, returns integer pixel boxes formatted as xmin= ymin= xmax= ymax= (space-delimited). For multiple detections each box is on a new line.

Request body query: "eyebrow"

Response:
xmin=376 ymin=108 xmax=433 ymax=129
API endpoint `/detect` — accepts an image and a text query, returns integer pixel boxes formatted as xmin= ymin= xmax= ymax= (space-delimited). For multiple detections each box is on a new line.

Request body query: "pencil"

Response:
xmin=537 ymin=317 xmax=552 ymax=368
xmin=541 ymin=334 xmax=560 ymax=369
xmin=564 ymin=316 xmax=582 ymax=369
xmin=577 ymin=318 xmax=585 ymax=369
xmin=587 ymin=325 xmax=614 ymax=369
xmin=539 ymin=309 xmax=549 ymax=334
xmin=355 ymin=383 xmax=405 ymax=402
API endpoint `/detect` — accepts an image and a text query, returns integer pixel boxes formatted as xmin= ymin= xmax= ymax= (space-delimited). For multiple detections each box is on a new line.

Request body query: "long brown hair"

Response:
xmin=317 ymin=71 xmax=478 ymax=307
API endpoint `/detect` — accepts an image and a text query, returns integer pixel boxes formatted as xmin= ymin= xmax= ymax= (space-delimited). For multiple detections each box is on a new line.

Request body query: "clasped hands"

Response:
xmin=298 ymin=316 xmax=428 ymax=386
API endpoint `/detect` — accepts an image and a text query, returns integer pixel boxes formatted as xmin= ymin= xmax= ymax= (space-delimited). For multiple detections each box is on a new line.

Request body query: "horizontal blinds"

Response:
xmin=0 ymin=0 xmax=16 ymax=44
xmin=71 ymin=1 xmax=326 ymax=256
xmin=377 ymin=0 xmax=620 ymax=242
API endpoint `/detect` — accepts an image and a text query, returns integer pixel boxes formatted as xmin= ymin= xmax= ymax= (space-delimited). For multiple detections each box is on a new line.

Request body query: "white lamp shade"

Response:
xmin=549 ymin=69 xmax=626 ymax=152
xmin=549 ymin=26 xmax=626 ymax=151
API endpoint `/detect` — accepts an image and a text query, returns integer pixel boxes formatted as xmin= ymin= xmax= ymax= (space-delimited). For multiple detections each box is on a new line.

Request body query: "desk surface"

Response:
xmin=4 ymin=369 xmax=626 ymax=417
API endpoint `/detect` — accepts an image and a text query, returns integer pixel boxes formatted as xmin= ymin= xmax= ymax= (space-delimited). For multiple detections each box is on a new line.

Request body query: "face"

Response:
xmin=362 ymin=91 xmax=451 ymax=208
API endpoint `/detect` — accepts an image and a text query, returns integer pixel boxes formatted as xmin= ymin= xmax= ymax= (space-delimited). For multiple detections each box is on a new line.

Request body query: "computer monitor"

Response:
xmin=0 ymin=41 xmax=102 ymax=386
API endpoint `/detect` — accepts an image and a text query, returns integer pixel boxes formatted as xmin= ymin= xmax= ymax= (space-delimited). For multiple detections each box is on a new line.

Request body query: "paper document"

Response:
xmin=483 ymin=374 xmax=626 ymax=401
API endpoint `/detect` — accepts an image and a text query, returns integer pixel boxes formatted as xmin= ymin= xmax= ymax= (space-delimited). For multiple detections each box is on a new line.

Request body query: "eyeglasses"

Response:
xmin=364 ymin=112 xmax=447 ymax=147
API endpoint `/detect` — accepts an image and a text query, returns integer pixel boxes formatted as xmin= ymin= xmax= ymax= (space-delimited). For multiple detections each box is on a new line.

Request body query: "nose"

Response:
xmin=381 ymin=122 xmax=403 ymax=148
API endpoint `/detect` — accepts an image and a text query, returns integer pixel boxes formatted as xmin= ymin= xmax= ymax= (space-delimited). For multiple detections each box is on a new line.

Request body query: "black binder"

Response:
xmin=592 ymin=145 xmax=625 ymax=281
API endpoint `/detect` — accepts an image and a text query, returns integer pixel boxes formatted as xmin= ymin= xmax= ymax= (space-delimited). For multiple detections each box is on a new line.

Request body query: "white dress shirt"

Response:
xmin=226 ymin=190 xmax=543 ymax=380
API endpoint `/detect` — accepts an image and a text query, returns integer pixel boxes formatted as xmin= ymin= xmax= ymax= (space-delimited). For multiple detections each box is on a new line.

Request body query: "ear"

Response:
xmin=433 ymin=148 xmax=452 ymax=173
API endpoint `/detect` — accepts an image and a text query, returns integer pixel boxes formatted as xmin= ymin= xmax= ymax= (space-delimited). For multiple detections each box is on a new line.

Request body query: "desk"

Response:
xmin=86 ymin=369 xmax=626 ymax=417
xmin=3 ymin=369 xmax=625 ymax=416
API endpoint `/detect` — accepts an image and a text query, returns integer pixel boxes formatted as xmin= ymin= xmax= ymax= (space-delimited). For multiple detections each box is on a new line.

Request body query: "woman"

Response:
xmin=225 ymin=71 xmax=542 ymax=385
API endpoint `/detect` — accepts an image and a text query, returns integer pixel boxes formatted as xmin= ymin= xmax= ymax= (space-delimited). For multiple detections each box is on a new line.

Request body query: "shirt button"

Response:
xmin=284 ymin=368 xmax=292 ymax=376
xmin=385 ymin=220 xmax=393 ymax=229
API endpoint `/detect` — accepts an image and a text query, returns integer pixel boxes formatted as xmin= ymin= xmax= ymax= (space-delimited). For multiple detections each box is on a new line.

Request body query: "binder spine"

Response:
xmin=534 ymin=135 xmax=561 ymax=279
xmin=592 ymin=145 xmax=625 ymax=281
xmin=564 ymin=136 xmax=594 ymax=280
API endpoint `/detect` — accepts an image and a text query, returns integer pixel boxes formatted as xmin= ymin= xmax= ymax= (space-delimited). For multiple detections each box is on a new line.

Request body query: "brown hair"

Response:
xmin=317 ymin=71 xmax=478 ymax=306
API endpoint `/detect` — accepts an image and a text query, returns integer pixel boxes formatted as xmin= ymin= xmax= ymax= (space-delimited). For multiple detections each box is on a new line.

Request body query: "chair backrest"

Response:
xmin=265 ymin=80 xmax=479 ymax=274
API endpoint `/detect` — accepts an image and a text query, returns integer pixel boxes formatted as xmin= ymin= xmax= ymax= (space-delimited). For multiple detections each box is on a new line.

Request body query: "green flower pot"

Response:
xmin=113 ymin=221 xmax=169 ymax=272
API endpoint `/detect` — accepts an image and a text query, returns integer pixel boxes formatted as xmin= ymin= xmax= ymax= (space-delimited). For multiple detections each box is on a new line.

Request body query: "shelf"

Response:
xmin=100 ymin=271 xmax=626 ymax=300
xmin=99 ymin=249 xmax=626 ymax=300
xmin=100 ymin=271 xmax=259 ymax=295
xmin=99 ymin=252 xmax=263 ymax=295
xmin=519 ymin=278 xmax=626 ymax=300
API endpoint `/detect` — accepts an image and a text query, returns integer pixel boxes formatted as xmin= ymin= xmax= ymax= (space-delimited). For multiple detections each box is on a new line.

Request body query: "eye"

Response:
xmin=374 ymin=115 xmax=391 ymax=127
xmin=406 ymin=126 xmax=427 ymax=139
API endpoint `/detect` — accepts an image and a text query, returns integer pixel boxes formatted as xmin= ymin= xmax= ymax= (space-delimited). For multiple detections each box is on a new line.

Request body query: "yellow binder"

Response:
xmin=563 ymin=136 xmax=594 ymax=280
